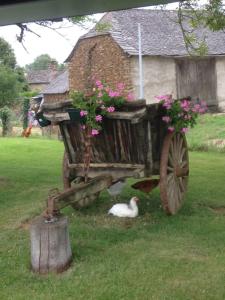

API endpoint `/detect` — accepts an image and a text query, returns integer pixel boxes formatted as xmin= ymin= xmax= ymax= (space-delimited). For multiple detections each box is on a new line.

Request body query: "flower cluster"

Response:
xmin=155 ymin=94 xmax=207 ymax=133
xmin=71 ymin=80 xmax=134 ymax=136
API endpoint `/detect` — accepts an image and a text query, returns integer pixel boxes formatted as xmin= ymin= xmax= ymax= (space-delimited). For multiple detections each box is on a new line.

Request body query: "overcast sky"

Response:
xmin=0 ymin=18 xmax=100 ymax=67
xmin=0 ymin=4 xmax=180 ymax=67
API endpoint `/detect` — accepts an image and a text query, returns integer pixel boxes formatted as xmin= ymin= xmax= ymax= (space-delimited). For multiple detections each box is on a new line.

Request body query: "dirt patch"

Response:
xmin=210 ymin=206 xmax=225 ymax=215
xmin=0 ymin=177 xmax=11 ymax=187
xmin=18 ymin=219 xmax=31 ymax=230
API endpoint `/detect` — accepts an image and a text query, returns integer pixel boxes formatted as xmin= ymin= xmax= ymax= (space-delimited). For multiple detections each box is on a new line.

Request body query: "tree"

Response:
xmin=0 ymin=65 xmax=19 ymax=108
xmin=25 ymin=54 xmax=65 ymax=71
xmin=15 ymin=66 xmax=29 ymax=92
xmin=0 ymin=37 xmax=17 ymax=69
xmin=0 ymin=106 xmax=12 ymax=137
xmin=0 ymin=38 xmax=27 ymax=107
xmin=176 ymin=0 xmax=225 ymax=55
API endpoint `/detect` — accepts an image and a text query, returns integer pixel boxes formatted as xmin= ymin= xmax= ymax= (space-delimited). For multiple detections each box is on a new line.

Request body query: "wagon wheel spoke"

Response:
xmin=160 ymin=132 xmax=189 ymax=215
xmin=167 ymin=166 xmax=174 ymax=172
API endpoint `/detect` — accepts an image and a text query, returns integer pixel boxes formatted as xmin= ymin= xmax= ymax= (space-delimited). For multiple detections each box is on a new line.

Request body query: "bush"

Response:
xmin=0 ymin=106 xmax=12 ymax=136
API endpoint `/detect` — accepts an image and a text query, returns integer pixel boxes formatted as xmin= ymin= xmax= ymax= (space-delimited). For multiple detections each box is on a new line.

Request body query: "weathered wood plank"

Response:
xmin=54 ymin=175 xmax=113 ymax=210
xmin=145 ymin=120 xmax=153 ymax=176
xmin=107 ymin=107 xmax=146 ymax=121
xmin=42 ymin=99 xmax=72 ymax=110
xmin=72 ymin=168 xmax=145 ymax=181
xmin=68 ymin=163 xmax=145 ymax=169
xmin=43 ymin=112 xmax=70 ymax=123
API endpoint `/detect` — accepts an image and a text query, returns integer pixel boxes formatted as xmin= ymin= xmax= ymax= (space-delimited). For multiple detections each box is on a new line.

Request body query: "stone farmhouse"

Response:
xmin=27 ymin=61 xmax=60 ymax=92
xmin=43 ymin=9 xmax=225 ymax=111
xmin=42 ymin=69 xmax=69 ymax=102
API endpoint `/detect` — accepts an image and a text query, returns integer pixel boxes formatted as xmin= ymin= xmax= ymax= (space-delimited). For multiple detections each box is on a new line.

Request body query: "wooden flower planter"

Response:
xmin=41 ymin=99 xmax=189 ymax=215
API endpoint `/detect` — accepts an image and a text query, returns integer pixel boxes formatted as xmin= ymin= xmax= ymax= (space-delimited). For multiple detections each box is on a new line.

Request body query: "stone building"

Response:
xmin=42 ymin=69 xmax=69 ymax=102
xmin=48 ymin=9 xmax=225 ymax=110
xmin=27 ymin=61 xmax=60 ymax=92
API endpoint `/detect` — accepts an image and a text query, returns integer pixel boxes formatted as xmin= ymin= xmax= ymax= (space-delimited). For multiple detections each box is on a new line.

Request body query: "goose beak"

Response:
xmin=133 ymin=197 xmax=139 ymax=202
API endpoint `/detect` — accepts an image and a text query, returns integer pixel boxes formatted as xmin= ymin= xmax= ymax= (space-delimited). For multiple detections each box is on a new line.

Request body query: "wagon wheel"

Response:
xmin=160 ymin=132 xmax=189 ymax=215
xmin=62 ymin=150 xmax=100 ymax=208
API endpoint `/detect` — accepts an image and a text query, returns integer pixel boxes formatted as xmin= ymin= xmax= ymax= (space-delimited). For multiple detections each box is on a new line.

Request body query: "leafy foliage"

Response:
xmin=71 ymin=80 xmax=133 ymax=135
xmin=177 ymin=0 xmax=225 ymax=55
xmin=0 ymin=37 xmax=28 ymax=109
xmin=156 ymin=95 xmax=207 ymax=133
xmin=22 ymin=97 xmax=30 ymax=130
xmin=25 ymin=54 xmax=64 ymax=71
xmin=0 ymin=37 xmax=16 ymax=69
xmin=0 ymin=106 xmax=12 ymax=136
xmin=0 ymin=65 xmax=19 ymax=108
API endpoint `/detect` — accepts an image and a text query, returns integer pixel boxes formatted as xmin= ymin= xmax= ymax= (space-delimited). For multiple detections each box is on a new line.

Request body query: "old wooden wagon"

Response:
xmin=38 ymin=99 xmax=189 ymax=216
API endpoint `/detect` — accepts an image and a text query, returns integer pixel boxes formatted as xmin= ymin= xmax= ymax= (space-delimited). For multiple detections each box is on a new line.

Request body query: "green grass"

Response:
xmin=1 ymin=138 xmax=225 ymax=300
xmin=187 ymin=113 xmax=225 ymax=151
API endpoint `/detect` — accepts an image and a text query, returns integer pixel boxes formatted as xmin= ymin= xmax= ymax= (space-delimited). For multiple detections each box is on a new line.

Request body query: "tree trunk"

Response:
xmin=30 ymin=215 xmax=72 ymax=274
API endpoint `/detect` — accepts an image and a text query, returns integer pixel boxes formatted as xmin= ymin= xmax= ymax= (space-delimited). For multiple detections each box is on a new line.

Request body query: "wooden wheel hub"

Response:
xmin=175 ymin=165 xmax=189 ymax=177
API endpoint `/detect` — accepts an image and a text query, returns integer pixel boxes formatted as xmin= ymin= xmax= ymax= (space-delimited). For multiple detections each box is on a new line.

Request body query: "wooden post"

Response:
xmin=30 ymin=215 xmax=72 ymax=274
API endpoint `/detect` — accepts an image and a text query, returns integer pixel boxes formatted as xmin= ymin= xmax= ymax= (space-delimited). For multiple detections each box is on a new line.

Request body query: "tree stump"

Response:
xmin=30 ymin=215 xmax=72 ymax=274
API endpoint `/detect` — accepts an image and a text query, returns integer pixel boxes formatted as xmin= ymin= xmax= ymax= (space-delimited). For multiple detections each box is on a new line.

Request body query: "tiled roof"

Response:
xmin=42 ymin=70 xmax=69 ymax=94
xmin=66 ymin=9 xmax=225 ymax=60
xmin=27 ymin=70 xmax=51 ymax=84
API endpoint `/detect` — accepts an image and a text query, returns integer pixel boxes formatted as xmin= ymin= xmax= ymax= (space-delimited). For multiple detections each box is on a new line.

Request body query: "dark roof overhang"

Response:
xmin=0 ymin=0 xmax=177 ymax=26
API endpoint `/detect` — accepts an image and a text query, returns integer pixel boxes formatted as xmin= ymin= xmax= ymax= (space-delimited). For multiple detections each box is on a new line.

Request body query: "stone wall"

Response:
xmin=130 ymin=56 xmax=177 ymax=104
xmin=216 ymin=57 xmax=225 ymax=111
xmin=68 ymin=35 xmax=133 ymax=93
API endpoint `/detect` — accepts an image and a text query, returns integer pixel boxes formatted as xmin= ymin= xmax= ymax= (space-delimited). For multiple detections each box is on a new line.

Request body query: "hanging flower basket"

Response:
xmin=66 ymin=108 xmax=83 ymax=123
xmin=36 ymin=112 xmax=51 ymax=127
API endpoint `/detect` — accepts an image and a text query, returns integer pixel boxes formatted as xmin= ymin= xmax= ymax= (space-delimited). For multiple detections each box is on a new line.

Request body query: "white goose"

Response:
xmin=108 ymin=197 xmax=139 ymax=218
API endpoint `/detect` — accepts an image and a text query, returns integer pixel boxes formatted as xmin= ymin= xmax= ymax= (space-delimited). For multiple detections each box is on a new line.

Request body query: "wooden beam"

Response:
xmin=42 ymin=100 xmax=72 ymax=110
xmin=68 ymin=162 xmax=145 ymax=169
xmin=107 ymin=108 xmax=147 ymax=123
xmin=46 ymin=175 xmax=112 ymax=215
xmin=43 ymin=112 xmax=70 ymax=123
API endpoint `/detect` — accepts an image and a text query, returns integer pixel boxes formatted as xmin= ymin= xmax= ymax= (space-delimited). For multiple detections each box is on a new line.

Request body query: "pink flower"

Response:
xmin=126 ymin=92 xmax=135 ymax=101
xmin=163 ymin=103 xmax=172 ymax=110
xmin=117 ymin=83 xmax=125 ymax=90
xmin=91 ymin=129 xmax=99 ymax=136
xmin=181 ymin=127 xmax=189 ymax=134
xmin=95 ymin=115 xmax=103 ymax=122
xmin=80 ymin=110 xmax=88 ymax=117
xmin=97 ymin=92 xmax=103 ymax=98
xmin=162 ymin=116 xmax=171 ymax=123
xmin=199 ymin=107 xmax=206 ymax=114
xmin=184 ymin=114 xmax=192 ymax=120
xmin=107 ymin=106 xmax=115 ymax=113
xmin=95 ymin=80 xmax=102 ymax=87
xmin=155 ymin=94 xmax=172 ymax=102
xmin=181 ymin=100 xmax=190 ymax=112
xmin=108 ymin=90 xmax=119 ymax=97
xmin=168 ymin=126 xmax=175 ymax=132
xmin=81 ymin=125 xmax=86 ymax=130
xmin=98 ymin=84 xmax=104 ymax=91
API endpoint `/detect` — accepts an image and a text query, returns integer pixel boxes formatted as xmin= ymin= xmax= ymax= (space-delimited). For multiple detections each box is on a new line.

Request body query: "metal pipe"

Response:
xmin=138 ymin=23 xmax=144 ymax=99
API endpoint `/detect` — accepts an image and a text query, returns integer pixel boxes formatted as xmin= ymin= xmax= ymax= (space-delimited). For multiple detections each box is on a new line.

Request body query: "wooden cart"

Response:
xmin=40 ymin=99 xmax=189 ymax=215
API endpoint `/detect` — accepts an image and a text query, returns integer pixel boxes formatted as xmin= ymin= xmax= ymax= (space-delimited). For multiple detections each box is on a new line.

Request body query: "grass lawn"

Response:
xmin=0 ymin=138 xmax=225 ymax=300
xmin=187 ymin=113 xmax=225 ymax=151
